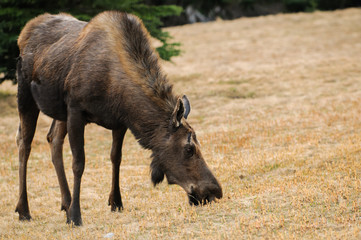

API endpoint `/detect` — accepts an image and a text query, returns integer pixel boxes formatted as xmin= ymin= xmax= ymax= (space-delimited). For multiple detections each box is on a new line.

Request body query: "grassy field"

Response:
xmin=1 ymin=8 xmax=361 ymax=239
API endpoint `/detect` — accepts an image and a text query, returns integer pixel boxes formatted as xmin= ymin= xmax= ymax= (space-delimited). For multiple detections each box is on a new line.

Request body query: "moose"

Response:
xmin=15 ymin=11 xmax=222 ymax=226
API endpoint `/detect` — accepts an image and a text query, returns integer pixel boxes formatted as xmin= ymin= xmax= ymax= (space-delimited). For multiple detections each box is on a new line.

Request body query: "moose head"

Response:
xmin=151 ymin=96 xmax=223 ymax=205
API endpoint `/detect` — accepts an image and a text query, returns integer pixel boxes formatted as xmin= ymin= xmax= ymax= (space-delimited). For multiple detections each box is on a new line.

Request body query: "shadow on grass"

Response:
xmin=0 ymin=90 xmax=13 ymax=99
xmin=0 ymin=90 xmax=17 ymax=116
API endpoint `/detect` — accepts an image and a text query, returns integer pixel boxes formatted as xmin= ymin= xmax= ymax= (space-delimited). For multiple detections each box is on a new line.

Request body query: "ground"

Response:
xmin=1 ymin=8 xmax=361 ymax=239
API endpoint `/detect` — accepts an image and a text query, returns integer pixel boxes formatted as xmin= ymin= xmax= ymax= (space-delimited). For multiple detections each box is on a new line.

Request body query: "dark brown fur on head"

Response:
xmin=150 ymin=96 xmax=222 ymax=205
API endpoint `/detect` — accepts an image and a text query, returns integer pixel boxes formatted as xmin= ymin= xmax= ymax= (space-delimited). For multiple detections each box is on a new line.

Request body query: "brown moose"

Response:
xmin=15 ymin=11 xmax=222 ymax=226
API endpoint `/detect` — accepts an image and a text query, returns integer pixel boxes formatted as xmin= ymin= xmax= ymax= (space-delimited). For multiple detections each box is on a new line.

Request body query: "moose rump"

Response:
xmin=15 ymin=11 xmax=222 ymax=226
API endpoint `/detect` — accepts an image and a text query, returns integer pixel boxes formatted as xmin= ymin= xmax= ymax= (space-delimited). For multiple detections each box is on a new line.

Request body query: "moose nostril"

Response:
xmin=206 ymin=182 xmax=223 ymax=200
xmin=214 ymin=183 xmax=223 ymax=199
xmin=216 ymin=187 xmax=223 ymax=199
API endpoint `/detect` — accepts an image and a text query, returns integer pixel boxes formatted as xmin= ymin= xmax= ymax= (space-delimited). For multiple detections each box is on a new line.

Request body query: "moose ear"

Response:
xmin=171 ymin=98 xmax=184 ymax=128
xmin=182 ymin=95 xmax=191 ymax=119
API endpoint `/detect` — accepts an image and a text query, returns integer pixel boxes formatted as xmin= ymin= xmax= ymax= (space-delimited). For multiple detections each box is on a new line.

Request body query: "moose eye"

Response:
xmin=185 ymin=145 xmax=195 ymax=158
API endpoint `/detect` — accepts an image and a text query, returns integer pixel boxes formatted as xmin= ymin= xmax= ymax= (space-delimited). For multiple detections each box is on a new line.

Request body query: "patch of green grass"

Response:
xmin=0 ymin=90 xmax=13 ymax=99
xmin=0 ymin=90 xmax=17 ymax=116
xmin=213 ymin=88 xmax=256 ymax=99
xmin=264 ymin=163 xmax=281 ymax=172
xmin=172 ymin=73 xmax=202 ymax=83
xmin=218 ymin=78 xmax=253 ymax=85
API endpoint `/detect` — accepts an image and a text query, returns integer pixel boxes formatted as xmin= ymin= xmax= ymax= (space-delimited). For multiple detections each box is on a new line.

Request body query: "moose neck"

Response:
xmin=121 ymin=96 xmax=171 ymax=151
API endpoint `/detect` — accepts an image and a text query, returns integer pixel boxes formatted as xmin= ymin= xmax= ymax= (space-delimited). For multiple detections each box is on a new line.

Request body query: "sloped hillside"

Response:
xmin=1 ymin=8 xmax=361 ymax=239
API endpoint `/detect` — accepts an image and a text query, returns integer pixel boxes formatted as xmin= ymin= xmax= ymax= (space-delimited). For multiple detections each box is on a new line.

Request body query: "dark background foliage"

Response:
xmin=0 ymin=0 xmax=182 ymax=83
xmin=154 ymin=0 xmax=361 ymax=25
xmin=0 ymin=0 xmax=360 ymax=83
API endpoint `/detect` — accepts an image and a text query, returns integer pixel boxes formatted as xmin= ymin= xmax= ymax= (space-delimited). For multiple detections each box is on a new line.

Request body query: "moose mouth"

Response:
xmin=165 ymin=174 xmax=223 ymax=206
xmin=188 ymin=190 xmax=216 ymax=206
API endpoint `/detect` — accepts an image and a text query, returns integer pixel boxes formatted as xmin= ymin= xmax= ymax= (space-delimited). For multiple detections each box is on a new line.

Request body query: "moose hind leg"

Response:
xmin=108 ymin=126 xmax=127 ymax=212
xmin=15 ymin=86 xmax=40 ymax=219
xmin=47 ymin=120 xmax=71 ymax=222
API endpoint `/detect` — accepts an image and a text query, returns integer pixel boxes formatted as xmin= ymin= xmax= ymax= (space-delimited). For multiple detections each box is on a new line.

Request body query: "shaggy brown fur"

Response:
xmin=15 ymin=11 xmax=222 ymax=226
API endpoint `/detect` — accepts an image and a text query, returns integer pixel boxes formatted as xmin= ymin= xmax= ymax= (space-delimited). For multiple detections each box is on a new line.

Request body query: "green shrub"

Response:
xmin=283 ymin=0 xmax=318 ymax=12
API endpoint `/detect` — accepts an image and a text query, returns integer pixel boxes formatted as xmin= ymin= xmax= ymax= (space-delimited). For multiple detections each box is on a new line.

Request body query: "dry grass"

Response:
xmin=1 ymin=8 xmax=361 ymax=239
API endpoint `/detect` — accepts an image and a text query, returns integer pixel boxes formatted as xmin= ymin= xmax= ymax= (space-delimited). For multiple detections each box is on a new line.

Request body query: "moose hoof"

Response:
xmin=68 ymin=211 xmax=82 ymax=226
xmin=68 ymin=207 xmax=82 ymax=226
xmin=15 ymin=206 xmax=32 ymax=221
xmin=68 ymin=217 xmax=82 ymax=226
xmin=64 ymin=210 xmax=71 ymax=225
xmin=18 ymin=213 xmax=32 ymax=221
xmin=110 ymin=203 xmax=123 ymax=212
xmin=108 ymin=193 xmax=123 ymax=212
xmin=66 ymin=217 xmax=71 ymax=225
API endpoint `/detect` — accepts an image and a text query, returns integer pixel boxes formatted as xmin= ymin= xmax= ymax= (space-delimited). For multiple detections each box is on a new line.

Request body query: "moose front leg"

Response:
xmin=67 ymin=110 xmax=85 ymax=226
xmin=47 ymin=120 xmax=71 ymax=222
xmin=108 ymin=126 xmax=127 ymax=211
